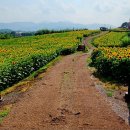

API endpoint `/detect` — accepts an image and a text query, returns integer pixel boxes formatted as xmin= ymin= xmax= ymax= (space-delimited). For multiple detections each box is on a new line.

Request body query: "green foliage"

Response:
xmin=91 ymin=48 xmax=130 ymax=84
xmin=0 ymin=30 xmax=99 ymax=91
xmin=128 ymin=32 xmax=130 ymax=37
xmin=91 ymin=31 xmax=130 ymax=85
xmin=0 ymin=33 xmax=13 ymax=39
xmin=93 ymin=32 xmax=127 ymax=47
xmin=122 ymin=36 xmax=130 ymax=47
xmin=0 ymin=109 xmax=9 ymax=118
xmin=0 ymin=105 xmax=11 ymax=124
xmin=106 ymin=90 xmax=113 ymax=97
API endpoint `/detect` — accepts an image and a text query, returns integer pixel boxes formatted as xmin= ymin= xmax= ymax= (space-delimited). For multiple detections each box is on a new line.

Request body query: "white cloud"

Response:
xmin=0 ymin=0 xmax=130 ymax=26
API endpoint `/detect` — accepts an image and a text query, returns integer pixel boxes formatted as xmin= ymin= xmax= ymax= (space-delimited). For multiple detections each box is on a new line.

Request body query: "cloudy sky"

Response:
xmin=0 ymin=0 xmax=130 ymax=26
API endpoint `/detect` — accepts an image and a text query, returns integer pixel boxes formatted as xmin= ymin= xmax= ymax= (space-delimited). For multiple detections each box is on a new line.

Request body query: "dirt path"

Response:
xmin=83 ymin=31 xmax=108 ymax=48
xmin=0 ymin=34 xmax=130 ymax=130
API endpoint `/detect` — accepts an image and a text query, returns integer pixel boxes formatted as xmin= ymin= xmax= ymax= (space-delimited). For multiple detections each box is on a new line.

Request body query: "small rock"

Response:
xmin=74 ymin=112 xmax=81 ymax=115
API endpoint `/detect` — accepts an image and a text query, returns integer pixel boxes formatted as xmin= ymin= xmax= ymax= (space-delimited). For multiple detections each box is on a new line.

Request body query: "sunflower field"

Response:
xmin=93 ymin=32 xmax=128 ymax=47
xmin=91 ymin=32 xmax=130 ymax=83
xmin=0 ymin=30 xmax=99 ymax=91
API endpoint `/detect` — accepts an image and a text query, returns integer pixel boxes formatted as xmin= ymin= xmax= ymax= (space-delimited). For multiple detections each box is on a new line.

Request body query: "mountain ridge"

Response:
xmin=0 ymin=22 xmax=114 ymax=31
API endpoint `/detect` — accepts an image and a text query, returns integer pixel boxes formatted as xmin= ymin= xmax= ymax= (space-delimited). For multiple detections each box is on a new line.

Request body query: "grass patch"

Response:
xmin=86 ymin=57 xmax=92 ymax=64
xmin=0 ymin=105 xmax=12 ymax=124
xmin=106 ymin=90 xmax=114 ymax=97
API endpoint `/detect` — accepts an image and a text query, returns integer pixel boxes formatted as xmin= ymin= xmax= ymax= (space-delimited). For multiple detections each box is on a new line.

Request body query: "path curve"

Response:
xmin=0 ymin=33 xmax=130 ymax=130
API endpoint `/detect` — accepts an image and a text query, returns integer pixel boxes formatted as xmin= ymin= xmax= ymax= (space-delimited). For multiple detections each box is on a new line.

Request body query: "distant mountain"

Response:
xmin=0 ymin=22 xmax=114 ymax=31
xmin=0 ymin=29 xmax=13 ymax=33
xmin=0 ymin=22 xmax=37 ymax=32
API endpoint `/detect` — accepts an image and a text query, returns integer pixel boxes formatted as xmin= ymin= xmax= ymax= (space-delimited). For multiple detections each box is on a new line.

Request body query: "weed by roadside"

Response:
xmin=0 ymin=105 xmax=12 ymax=124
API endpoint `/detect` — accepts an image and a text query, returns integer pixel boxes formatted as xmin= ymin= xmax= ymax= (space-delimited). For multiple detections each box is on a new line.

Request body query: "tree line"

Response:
xmin=0 ymin=28 xmax=88 ymax=39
